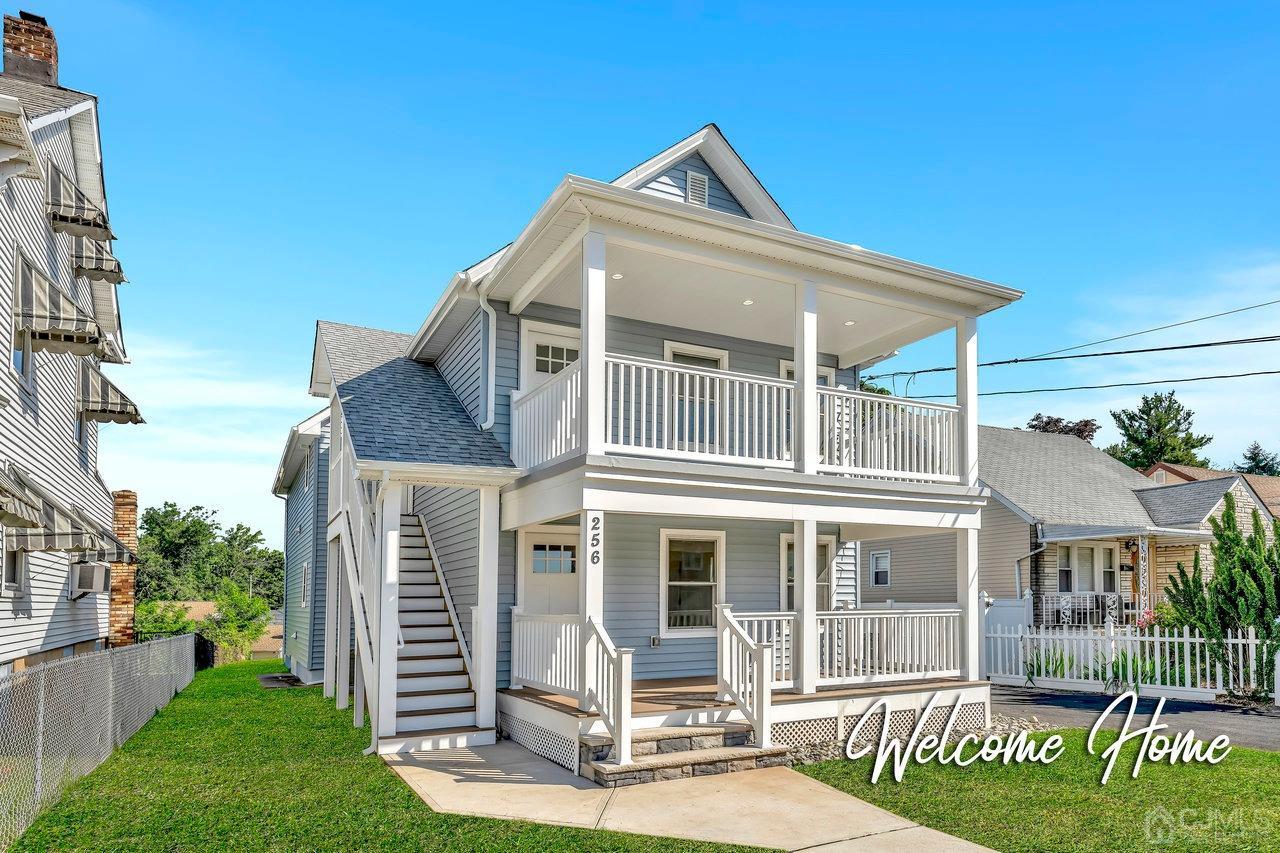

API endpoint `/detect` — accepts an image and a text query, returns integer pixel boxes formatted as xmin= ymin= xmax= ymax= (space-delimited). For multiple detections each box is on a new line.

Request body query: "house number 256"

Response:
xmin=588 ymin=513 xmax=602 ymax=565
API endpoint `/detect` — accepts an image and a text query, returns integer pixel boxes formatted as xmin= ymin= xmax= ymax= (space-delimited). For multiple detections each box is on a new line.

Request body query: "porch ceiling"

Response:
xmin=532 ymin=242 xmax=953 ymax=355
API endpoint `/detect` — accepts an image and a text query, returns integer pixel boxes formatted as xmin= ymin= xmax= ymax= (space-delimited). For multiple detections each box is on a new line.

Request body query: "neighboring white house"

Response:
xmin=0 ymin=12 xmax=141 ymax=675
xmin=300 ymin=124 xmax=1022 ymax=781
xmin=861 ymin=426 xmax=1273 ymax=628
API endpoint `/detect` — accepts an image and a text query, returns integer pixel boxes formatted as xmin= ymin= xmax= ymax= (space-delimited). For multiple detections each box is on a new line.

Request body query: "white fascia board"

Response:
xmin=611 ymin=125 xmax=793 ymax=228
xmin=1041 ymin=526 xmax=1212 ymax=544
xmin=353 ymin=459 xmax=519 ymax=488
xmin=308 ymin=330 xmax=334 ymax=397
xmin=406 ymin=247 xmax=510 ymax=360
xmin=271 ymin=421 xmax=322 ymax=496
xmin=25 ymin=97 xmax=94 ymax=132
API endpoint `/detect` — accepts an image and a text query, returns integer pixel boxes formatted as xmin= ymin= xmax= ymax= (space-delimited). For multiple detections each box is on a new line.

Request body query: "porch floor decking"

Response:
xmin=501 ymin=675 xmax=986 ymax=718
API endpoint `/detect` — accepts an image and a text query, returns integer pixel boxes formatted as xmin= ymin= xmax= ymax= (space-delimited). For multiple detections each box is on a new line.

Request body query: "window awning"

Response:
xmin=12 ymin=250 xmax=103 ymax=355
xmin=0 ymin=463 xmax=41 ymax=528
xmin=79 ymin=360 xmax=143 ymax=424
xmin=45 ymin=161 xmax=114 ymax=240
xmin=71 ymin=527 xmax=137 ymax=565
xmin=71 ymin=236 xmax=125 ymax=284
xmin=2 ymin=466 xmax=103 ymax=553
xmin=0 ymin=96 xmax=40 ymax=182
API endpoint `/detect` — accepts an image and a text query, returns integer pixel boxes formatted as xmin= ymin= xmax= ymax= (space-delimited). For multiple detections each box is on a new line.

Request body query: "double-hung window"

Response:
xmin=1057 ymin=546 xmax=1073 ymax=593
xmin=1101 ymin=549 xmax=1117 ymax=593
xmin=870 ymin=550 xmax=891 ymax=587
xmin=664 ymin=342 xmax=728 ymax=451
xmin=660 ymin=529 xmax=724 ymax=636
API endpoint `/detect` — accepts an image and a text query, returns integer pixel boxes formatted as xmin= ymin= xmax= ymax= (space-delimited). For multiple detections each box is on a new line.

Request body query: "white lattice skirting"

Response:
xmin=772 ymin=702 xmax=988 ymax=748
xmin=497 ymin=710 xmax=578 ymax=772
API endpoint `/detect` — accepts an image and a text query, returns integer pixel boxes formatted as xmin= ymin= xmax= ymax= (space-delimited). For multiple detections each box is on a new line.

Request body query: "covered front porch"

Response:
xmin=499 ymin=495 xmax=986 ymax=769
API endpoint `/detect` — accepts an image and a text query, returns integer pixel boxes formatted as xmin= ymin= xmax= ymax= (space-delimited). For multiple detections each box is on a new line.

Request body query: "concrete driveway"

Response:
xmin=386 ymin=741 xmax=989 ymax=851
xmin=991 ymin=686 xmax=1280 ymax=751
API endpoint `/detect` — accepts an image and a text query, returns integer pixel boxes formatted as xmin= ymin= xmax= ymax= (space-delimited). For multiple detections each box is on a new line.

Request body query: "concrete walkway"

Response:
xmin=386 ymin=741 xmax=989 ymax=851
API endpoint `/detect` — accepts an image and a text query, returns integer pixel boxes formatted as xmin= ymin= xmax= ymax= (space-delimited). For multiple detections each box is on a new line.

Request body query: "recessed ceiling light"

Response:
xmin=742 ymin=299 xmax=754 ymax=306
xmin=611 ymin=273 xmax=624 ymax=280
xmin=844 ymin=320 xmax=856 ymax=326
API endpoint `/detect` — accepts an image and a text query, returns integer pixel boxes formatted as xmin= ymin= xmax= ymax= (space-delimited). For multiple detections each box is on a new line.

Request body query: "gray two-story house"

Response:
xmin=295 ymin=124 xmax=1021 ymax=782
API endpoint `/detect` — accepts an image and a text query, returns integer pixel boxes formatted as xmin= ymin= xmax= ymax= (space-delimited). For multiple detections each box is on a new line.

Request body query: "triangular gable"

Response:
xmin=611 ymin=124 xmax=793 ymax=228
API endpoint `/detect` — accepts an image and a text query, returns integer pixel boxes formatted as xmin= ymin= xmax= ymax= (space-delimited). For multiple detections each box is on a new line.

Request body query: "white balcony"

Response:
xmin=512 ymin=353 xmax=964 ymax=484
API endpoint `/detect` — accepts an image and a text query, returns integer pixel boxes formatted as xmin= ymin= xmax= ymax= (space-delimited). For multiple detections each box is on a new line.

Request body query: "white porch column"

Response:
xmin=376 ymin=486 xmax=403 ymax=737
xmin=335 ymin=554 xmax=352 ymax=710
xmin=578 ymin=508 xmax=605 ymax=710
xmin=473 ymin=485 xmax=500 ymax=729
xmin=794 ymin=279 xmax=819 ymax=475
xmin=957 ymin=527 xmax=980 ymax=681
xmin=581 ymin=231 xmax=607 ymax=456
xmin=955 ymin=317 xmax=979 ymax=486
xmin=793 ymin=518 xmax=820 ymax=693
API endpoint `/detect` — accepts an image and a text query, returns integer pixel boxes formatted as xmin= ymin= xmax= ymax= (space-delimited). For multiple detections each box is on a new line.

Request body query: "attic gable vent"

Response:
xmin=685 ymin=169 xmax=710 ymax=207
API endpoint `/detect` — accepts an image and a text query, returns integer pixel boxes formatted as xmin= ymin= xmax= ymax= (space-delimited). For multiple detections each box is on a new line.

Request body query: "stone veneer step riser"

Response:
xmin=580 ymin=729 xmax=750 ymax=764
xmin=585 ymin=751 xmax=791 ymax=788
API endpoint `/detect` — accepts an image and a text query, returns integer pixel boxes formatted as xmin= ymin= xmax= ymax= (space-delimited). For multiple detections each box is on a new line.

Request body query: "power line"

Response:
xmin=910 ymin=368 xmax=1280 ymax=399
xmin=865 ymin=334 xmax=1280 ymax=381
xmin=1025 ymin=297 xmax=1280 ymax=359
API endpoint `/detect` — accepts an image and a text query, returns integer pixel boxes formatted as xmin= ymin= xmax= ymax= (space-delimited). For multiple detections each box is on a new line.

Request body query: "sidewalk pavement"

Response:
xmin=385 ymin=740 xmax=990 ymax=851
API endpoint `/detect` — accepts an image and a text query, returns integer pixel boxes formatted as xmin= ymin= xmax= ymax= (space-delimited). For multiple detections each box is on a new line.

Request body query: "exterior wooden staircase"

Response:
xmin=382 ymin=514 xmax=494 ymax=752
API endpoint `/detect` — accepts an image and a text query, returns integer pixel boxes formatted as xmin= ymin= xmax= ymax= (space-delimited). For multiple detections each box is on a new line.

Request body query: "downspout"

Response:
xmin=1014 ymin=521 xmax=1045 ymax=598
xmin=472 ymin=274 xmax=499 ymax=431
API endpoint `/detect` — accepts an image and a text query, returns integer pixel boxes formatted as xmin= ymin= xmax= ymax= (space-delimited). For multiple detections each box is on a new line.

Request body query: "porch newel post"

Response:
xmin=793 ymin=518 xmax=819 ymax=693
xmin=794 ymin=279 xmax=819 ymax=475
xmin=957 ymin=527 xmax=980 ymax=681
xmin=474 ymin=485 xmax=499 ymax=729
xmin=578 ymin=509 xmax=605 ymax=710
xmin=377 ymin=485 xmax=402 ymax=738
xmin=955 ymin=317 xmax=978 ymax=486
xmin=581 ymin=230 xmax=607 ymax=456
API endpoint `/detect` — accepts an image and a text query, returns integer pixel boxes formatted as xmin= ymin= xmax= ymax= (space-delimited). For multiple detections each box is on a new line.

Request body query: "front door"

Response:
xmin=523 ymin=533 xmax=579 ymax=615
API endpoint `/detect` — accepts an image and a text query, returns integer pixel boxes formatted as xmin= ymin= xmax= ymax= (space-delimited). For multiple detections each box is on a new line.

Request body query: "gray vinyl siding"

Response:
xmin=858 ymin=501 xmax=1030 ymax=604
xmin=282 ymin=424 xmax=330 ymax=674
xmin=602 ymin=514 xmax=841 ymax=680
xmin=411 ymin=485 xmax=517 ymax=688
xmin=0 ymin=116 xmax=114 ymax=665
xmin=486 ymin=299 xmax=855 ymax=452
xmin=638 ymin=153 xmax=749 ymax=218
xmin=437 ymin=309 xmax=485 ymax=425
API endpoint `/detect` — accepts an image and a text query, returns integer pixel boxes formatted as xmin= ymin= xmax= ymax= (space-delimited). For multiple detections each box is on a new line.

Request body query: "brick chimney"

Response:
xmin=108 ymin=490 xmax=138 ymax=647
xmin=3 ymin=11 xmax=57 ymax=85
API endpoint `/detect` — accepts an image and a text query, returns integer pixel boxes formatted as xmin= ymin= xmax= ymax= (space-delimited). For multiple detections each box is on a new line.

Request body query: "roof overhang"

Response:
xmin=353 ymin=459 xmax=518 ymax=489
xmin=405 ymin=247 xmax=507 ymax=361
xmin=271 ymin=408 xmax=328 ymax=495
xmin=1040 ymin=525 xmax=1213 ymax=545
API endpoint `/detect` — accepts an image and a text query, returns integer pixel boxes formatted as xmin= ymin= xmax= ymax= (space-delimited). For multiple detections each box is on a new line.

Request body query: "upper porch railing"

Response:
xmin=512 ymin=354 xmax=965 ymax=483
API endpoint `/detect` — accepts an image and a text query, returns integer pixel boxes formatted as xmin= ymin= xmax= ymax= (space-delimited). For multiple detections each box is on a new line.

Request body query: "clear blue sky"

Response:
xmin=40 ymin=1 xmax=1279 ymax=545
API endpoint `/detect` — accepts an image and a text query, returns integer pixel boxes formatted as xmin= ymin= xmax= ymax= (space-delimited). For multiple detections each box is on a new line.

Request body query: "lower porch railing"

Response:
xmin=1037 ymin=592 xmax=1136 ymax=627
xmin=716 ymin=605 xmax=773 ymax=748
xmin=735 ymin=612 xmax=795 ymax=688
xmin=817 ymin=607 xmax=963 ymax=684
xmin=584 ymin=617 xmax=634 ymax=765
xmin=510 ymin=610 xmax=579 ymax=696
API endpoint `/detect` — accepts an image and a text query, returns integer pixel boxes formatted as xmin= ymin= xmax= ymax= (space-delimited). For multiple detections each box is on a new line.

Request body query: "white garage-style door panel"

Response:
xmin=522 ymin=532 xmax=580 ymax=615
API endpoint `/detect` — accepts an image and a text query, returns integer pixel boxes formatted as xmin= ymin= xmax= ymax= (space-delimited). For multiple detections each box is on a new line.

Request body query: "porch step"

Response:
xmin=379 ymin=726 xmax=496 ymax=754
xmin=579 ymin=722 xmax=753 ymax=764
xmin=402 ymin=625 xmax=454 ymax=642
xmin=397 ymin=671 xmax=469 ymax=692
xmin=400 ymin=583 xmax=444 ymax=600
xmin=584 ymin=744 xmax=791 ymax=788
xmin=397 ymin=688 xmax=476 ymax=712
xmin=397 ymin=707 xmax=477 ymax=731
xmin=399 ymin=610 xmax=450 ymax=627
xmin=398 ymin=569 xmax=436 ymax=585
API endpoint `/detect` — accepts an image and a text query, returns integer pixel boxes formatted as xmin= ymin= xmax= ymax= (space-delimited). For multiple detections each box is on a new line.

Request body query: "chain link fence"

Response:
xmin=0 ymin=634 xmax=196 ymax=847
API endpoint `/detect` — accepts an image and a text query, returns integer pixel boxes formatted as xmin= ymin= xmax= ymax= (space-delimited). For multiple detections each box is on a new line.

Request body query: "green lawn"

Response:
xmin=14 ymin=660 xmax=745 ymax=852
xmin=801 ymin=726 xmax=1280 ymax=852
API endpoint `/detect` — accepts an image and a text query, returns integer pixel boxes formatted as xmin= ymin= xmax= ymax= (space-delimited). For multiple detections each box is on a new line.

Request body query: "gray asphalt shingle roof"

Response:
xmin=0 ymin=74 xmax=93 ymax=116
xmin=1135 ymin=476 xmax=1240 ymax=527
xmin=316 ymin=321 xmax=514 ymax=469
xmin=978 ymin=426 xmax=1156 ymax=528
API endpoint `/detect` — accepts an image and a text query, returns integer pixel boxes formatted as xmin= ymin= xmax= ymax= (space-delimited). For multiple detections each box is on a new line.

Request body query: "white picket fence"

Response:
xmin=985 ymin=623 xmax=1278 ymax=701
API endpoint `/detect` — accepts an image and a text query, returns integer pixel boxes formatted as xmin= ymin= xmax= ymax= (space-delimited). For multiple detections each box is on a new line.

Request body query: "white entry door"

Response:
xmin=523 ymin=533 xmax=580 ymax=615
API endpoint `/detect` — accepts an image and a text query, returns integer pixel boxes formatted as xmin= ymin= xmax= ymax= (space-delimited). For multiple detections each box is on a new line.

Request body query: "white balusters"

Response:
xmin=510 ymin=610 xmax=580 ymax=696
xmin=583 ymin=617 xmax=633 ymax=765
xmin=716 ymin=605 xmax=774 ymax=748
xmin=814 ymin=607 xmax=963 ymax=684
xmin=817 ymin=387 xmax=961 ymax=483
xmin=511 ymin=362 xmax=582 ymax=469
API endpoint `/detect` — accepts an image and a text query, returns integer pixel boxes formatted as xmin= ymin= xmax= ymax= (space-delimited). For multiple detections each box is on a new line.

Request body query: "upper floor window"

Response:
xmin=2 ymin=548 xmax=28 ymax=597
xmin=518 ymin=319 xmax=581 ymax=394
xmin=11 ymin=329 xmax=33 ymax=390
xmin=779 ymin=360 xmax=837 ymax=387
